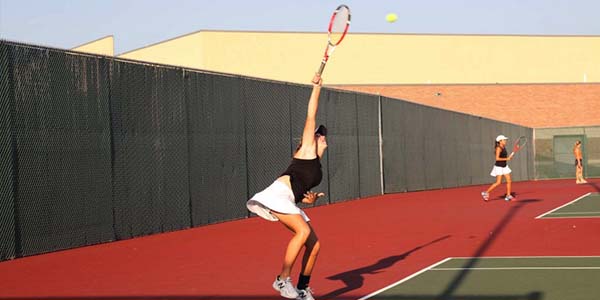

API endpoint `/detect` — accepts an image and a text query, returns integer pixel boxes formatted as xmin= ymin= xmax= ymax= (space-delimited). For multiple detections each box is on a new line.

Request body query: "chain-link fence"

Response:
xmin=3 ymin=43 xmax=115 ymax=258
xmin=1 ymin=41 xmax=17 ymax=261
xmin=535 ymin=126 xmax=600 ymax=179
xmin=0 ymin=40 xmax=534 ymax=261
xmin=381 ymin=98 xmax=533 ymax=193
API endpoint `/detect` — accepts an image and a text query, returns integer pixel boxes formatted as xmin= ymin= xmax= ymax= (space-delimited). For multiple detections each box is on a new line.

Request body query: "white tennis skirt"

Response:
xmin=490 ymin=165 xmax=512 ymax=177
xmin=246 ymin=180 xmax=310 ymax=222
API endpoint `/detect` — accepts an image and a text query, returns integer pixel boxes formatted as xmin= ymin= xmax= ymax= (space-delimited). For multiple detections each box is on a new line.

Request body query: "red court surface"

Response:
xmin=1 ymin=179 xmax=599 ymax=300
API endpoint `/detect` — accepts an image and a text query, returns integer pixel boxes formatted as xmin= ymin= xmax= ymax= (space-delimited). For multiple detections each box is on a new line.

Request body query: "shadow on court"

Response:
xmin=492 ymin=191 xmax=531 ymax=201
xmin=1 ymin=201 xmax=546 ymax=300
xmin=587 ymin=179 xmax=600 ymax=193
xmin=434 ymin=199 xmax=542 ymax=300
xmin=358 ymin=293 xmax=543 ymax=300
xmin=321 ymin=235 xmax=452 ymax=299
xmin=353 ymin=199 xmax=545 ymax=300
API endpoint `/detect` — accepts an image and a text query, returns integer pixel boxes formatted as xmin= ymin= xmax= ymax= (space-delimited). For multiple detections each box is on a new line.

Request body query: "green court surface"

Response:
xmin=362 ymin=257 xmax=600 ymax=300
xmin=538 ymin=193 xmax=600 ymax=219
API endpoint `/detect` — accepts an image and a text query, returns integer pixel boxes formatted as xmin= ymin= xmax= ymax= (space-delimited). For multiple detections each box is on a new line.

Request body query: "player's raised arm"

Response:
xmin=299 ymin=74 xmax=322 ymax=151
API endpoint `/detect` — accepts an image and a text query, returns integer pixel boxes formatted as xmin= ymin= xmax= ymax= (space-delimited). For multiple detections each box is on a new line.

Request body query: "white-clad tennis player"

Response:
xmin=482 ymin=135 xmax=515 ymax=202
xmin=247 ymin=73 xmax=327 ymax=300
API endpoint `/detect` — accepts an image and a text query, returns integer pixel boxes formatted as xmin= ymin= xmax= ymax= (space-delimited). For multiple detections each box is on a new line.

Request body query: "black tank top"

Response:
xmin=281 ymin=157 xmax=323 ymax=203
xmin=495 ymin=147 xmax=507 ymax=167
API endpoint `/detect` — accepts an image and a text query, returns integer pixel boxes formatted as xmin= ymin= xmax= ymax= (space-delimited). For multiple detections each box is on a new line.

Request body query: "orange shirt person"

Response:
xmin=574 ymin=141 xmax=587 ymax=184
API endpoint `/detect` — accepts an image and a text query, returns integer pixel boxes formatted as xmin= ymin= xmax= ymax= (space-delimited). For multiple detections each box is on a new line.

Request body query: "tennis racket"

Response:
xmin=510 ymin=136 xmax=528 ymax=156
xmin=314 ymin=4 xmax=351 ymax=82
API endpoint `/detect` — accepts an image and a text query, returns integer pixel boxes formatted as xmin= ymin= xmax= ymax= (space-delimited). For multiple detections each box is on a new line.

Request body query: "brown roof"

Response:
xmin=335 ymin=83 xmax=600 ymax=128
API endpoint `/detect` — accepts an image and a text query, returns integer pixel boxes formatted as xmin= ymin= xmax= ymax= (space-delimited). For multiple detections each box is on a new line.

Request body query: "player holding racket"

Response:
xmin=510 ymin=136 xmax=528 ymax=157
xmin=246 ymin=73 xmax=327 ymax=300
xmin=481 ymin=135 xmax=515 ymax=202
xmin=246 ymin=5 xmax=349 ymax=299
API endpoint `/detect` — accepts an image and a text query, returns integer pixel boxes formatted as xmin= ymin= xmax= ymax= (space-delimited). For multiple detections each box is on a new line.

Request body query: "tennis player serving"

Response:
xmin=246 ymin=73 xmax=327 ymax=300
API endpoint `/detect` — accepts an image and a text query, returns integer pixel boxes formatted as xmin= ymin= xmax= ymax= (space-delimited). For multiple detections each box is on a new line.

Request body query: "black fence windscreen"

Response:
xmin=110 ymin=61 xmax=190 ymax=239
xmin=7 ymin=44 xmax=114 ymax=256
xmin=0 ymin=40 xmax=533 ymax=261
xmin=243 ymin=79 xmax=294 ymax=206
xmin=187 ymin=72 xmax=248 ymax=226
xmin=454 ymin=113 xmax=472 ymax=187
xmin=382 ymin=98 xmax=408 ymax=192
xmin=356 ymin=93 xmax=381 ymax=198
xmin=0 ymin=42 xmax=17 ymax=260
xmin=382 ymin=97 xmax=533 ymax=193
xmin=326 ymin=91 xmax=360 ymax=203
xmin=422 ymin=106 xmax=444 ymax=189
xmin=439 ymin=110 xmax=459 ymax=189
xmin=406 ymin=103 xmax=429 ymax=191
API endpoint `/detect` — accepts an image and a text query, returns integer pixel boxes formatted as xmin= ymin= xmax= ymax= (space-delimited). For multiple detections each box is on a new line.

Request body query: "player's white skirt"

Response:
xmin=246 ymin=180 xmax=310 ymax=222
xmin=490 ymin=165 xmax=512 ymax=177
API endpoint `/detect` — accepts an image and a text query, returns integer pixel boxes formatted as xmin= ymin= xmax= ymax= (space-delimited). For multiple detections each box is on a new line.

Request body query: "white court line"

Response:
xmin=538 ymin=215 xmax=600 ymax=219
xmin=550 ymin=211 xmax=600 ymax=215
xmin=451 ymin=255 xmax=600 ymax=259
xmin=432 ymin=267 xmax=600 ymax=271
xmin=535 ymin=192 xmax=591 ymax=219
xmin=358 ymin=257 xmax=452 ymax=300
xmin=359 ymin=256 xmax=600 ymax=299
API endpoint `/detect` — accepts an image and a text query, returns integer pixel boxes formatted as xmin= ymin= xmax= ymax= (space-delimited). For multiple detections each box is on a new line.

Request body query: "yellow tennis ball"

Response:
xmin=385 ymin=13 xmax=398 ymax=23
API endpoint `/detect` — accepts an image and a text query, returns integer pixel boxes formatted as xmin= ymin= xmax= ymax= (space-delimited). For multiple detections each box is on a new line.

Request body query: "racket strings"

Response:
xmin=518 ymin=137 xmax=528 ymax=147
xmin=329 ymin=7 xmax=350 ymax=44
xmin=513 ymin=137 xmax=528 ymax=152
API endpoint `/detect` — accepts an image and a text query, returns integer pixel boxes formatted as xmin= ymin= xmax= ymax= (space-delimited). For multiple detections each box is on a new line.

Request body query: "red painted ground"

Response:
xmin=1 ymin=179 xmax=599 ymax=300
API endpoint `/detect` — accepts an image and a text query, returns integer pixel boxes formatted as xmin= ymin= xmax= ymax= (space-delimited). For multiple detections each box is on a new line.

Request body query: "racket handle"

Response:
xmin=316 ymin=60 xmax=327 ymax=77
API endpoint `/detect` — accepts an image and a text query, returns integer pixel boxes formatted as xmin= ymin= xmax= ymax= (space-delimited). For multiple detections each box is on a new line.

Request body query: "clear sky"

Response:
xmin=1 ymin=0 xmax=600 ymax=54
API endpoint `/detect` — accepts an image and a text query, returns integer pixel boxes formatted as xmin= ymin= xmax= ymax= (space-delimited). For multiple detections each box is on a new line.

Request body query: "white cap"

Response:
xmin=496 ymin=135 xmax=508 ymax=142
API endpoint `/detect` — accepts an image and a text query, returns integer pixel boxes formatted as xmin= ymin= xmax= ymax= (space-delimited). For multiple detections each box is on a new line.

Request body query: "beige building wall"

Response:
xmin=116 ymin=31 xmax=600 ymax=85
xmin=118 ymin=32 xmax=205 ymax=69
xmin=72 ymin=35 xmax=114 ymax=56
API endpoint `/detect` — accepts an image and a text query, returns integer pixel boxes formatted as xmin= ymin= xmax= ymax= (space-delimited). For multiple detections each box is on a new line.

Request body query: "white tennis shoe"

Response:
xmin=297 ymin=287 xmax=315 ymax=300
xmin=273 ymin=276 xmax=299 ymax=299
xmin=481 ymin=191 xmax=489 ymax=201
